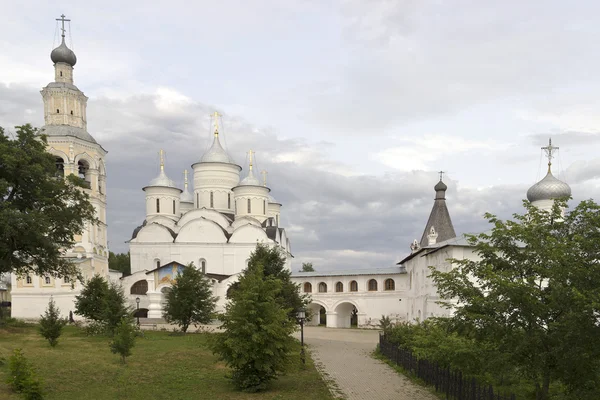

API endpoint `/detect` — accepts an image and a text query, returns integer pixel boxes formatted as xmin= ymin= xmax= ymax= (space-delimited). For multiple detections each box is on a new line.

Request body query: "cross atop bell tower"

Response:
xmin=56 ymin=14 xmax=70 ymax=39
xmin=542 ymin=138 xmax=558 ymax=173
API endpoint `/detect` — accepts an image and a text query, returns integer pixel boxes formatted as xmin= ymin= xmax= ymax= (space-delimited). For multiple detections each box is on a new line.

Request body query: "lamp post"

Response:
xmin=135 ymin=297 xmax=140 ymax=326
xmin=296 ymin=309 xmax=306 ymax=365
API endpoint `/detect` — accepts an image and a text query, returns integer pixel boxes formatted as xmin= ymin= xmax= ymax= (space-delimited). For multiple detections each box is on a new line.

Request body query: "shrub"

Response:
xmin=6 ymin=348 xmax=44 ymax=399
xmin=39 ymin=298 xmax=67 ymax=347
xmin=109 ymin=319 xmax=137 ymax=363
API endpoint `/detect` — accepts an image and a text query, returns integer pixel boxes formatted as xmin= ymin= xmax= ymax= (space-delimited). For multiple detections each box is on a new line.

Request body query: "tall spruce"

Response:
xmin=74 ymin=274 xmax=109 ymax=322
xmin=101 ymin=281 xmax=132 ymax=335
xmin=39 ymin=298 xmax=67 ymax=347
xmin=0 ymin=124 xmax=96 ymax=277
xmin=430 ymin=199 xmax=600 ymax=400
xmin=163 ymin=264 xmax=217 ymax=333
xmin=212 ymin=264 xmax=296 ymax=392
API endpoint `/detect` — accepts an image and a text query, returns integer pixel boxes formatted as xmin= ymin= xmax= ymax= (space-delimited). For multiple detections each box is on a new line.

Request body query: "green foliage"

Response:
xmin=230 ymin=244 xmax=309 ymax=321
xmin=108 ymin=252 xmax=131 ymax=276
xmin=74 ymin=275 xmax=131 ymax=335
xmin=39 ymin=298 xmax=67 ymax=347
xmin=109 ymin=319 xmax=137 ymax=364
xmin=300 ymin=262 xmax=314 ymax=272
xmin=430 ymin=199 xmax=600 ymax=400
xmin=6 ymin=348 xmax=44 ymax=399
xmin=74 ymin=274 xmax=109 ymax=322
xmin=163 ymin=263 xmax=217 ymax=333
xmin=211 ymin=264 xmax=296 ymax=392
xmin=0 ymin=124 xmax=97 ymax=277
xmin=378 ymin=315 xmax=393 ymax=335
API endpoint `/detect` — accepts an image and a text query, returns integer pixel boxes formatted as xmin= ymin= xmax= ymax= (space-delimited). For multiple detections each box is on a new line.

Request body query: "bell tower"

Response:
xmin=41 ymin=15 xmax=109 ymax=278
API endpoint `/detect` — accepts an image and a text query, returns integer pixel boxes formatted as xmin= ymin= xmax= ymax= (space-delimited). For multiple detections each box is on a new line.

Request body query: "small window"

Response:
xmin=45 ymin=276 xmax=51 ymax=285
xmin=350 ymin=280 xmax=358 ymax=292
xmin=276 ymin=215 xmax=279 ymax=226
xmin=200 ymin=259 xmax=206 ymax=273
xmin=173 ymin=199 xmax=176 ymax=214
xmin=228 ymin=193 xmax=231 ymax=209
xmin=156 ymin=198 xmax=160 ymax=213
xmin=60 ymin=71 xmax=63 ymax=77
xmin=156 ymin=260 xmax=160 ymax=269
xmin=26 ymin=276 xmax=32 ymax=284
xmin=70 ymin=110 xmax=73 ymax=115
xmin=263 ymin=200 xmax=266 ymax=214
xmin=335 ymin=282 xmax=343 ymax=292
xmin=210 ymin=191 xmax=214 ymax=208
xmin=196 ymin=193 xmax=199 ymax=208
xmin=318 ymin=282 xmax=327 ymax=293
xmin=384 ymin=279 xmax=395 ymax=291
xmin=64 ymin=276 xmax=70 ymax=284
xmin=56 ymin=109 xmax=60 ymax=113
xmin=247 ymin=198 xmax=251 ymax=213
xmin=368 ymin=279 xmax=378 ymax=291
xmin=303 ymin=282 xmax=312 ymax=293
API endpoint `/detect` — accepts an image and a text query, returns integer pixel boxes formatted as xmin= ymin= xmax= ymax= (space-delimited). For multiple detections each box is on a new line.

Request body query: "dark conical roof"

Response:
xmin=419 ymin=179 xmax=456 ymax=247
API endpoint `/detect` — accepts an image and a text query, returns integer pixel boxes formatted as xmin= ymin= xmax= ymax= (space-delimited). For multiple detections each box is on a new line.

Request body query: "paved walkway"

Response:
xmin=296 ymin=327 xmax=437 ymax=400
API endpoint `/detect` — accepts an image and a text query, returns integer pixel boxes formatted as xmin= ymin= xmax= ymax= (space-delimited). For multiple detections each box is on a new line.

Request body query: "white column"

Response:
xmin=147 ymin=291 xmax=163 ymax=318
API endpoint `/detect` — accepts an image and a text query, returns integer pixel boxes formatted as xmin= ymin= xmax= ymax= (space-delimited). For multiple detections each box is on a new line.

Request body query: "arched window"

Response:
xmin=263 ymin=200 xmax=266 ymax=214
xmin=210 ymin=191 xmax=214 ymax=208
xmin=60 ymin=71 xmax=62 ymax=77
xmin=55 ymin=157 xmax=64 ymax=177
xmin=228 ymin=193 xmax=231 ymax=209
xmin=44 ymin=276 xmax=51 ymax=285
xmin=130 ymin=280 xmax=148 ymax=295
xmin=196 ymin=193 xmax=199 ymax=208
xmin=276 ymin=215 xmax=279 ymax=226
xmin=63 ymin=276 xmax=70 ymax=284
xmin=318 ymin=282 xmax=327 ymax=293
xmin=70 ymin=110 xmax=73 ymax=115
xmin=26 ymin=276 xmax=32 ymax=284
xmin=247 ymin=198 xmax=251 ymax=213
xmin=77 ymin=160 xmax=91 ymax=188
xmin=368 ymin=279 xmax=378 ymax=291
xmin=303 ymin=282 xmax=312 ymax=293
xmin=156 ymin=260 xmax=160 ymax=269
xmin=156 ymin=198 xmax=160 ymax=213
xmin=335 ymin=282 xmax=343 ymax=292
xmin=172 ymin=199 xmax=176 ymax=214
xmin=384 ymin=278 xmax=395 ymax=291
xmin=350 ymin=280 xmax=358 ymax=292
xmin=56 ymin=109 xmax=60 ymax=113
xmin=200 ymin=259 xmax=206 ymax=273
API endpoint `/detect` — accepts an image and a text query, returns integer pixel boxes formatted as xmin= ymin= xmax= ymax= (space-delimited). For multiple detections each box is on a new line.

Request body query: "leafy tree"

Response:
xmin=109 ymin=252 xmax=131 ymax=276
xmin=212 ymin=264 xmax=296 ymax=392
xmin=228 ymin=244 xmax=308 ymax=321
xmin=7 ymin=348 xmax=44 ymax=399
xmin=430 ymin=199 xmax=600 ymax=400
xmin=0 ymin=124 xmax=97 ymax=277
xmin=39 ymin=298 xmax=67 ymax=347
xmin=101 ymin=281 xmax=132 ymax=335
xmin=109 ymin=318 xmax=136 ymax=364
xmin=163 ymin=264 xmax=217 ymax=333
xmin=300 ymin=262 xmax=314 ymax=272
xmin=74 ymin=274 xmax=109 ymax=322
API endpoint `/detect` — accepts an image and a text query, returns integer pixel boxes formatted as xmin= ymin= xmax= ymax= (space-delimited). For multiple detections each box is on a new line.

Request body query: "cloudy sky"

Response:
xmin=2 ymin=0 xmax=600 ymax=270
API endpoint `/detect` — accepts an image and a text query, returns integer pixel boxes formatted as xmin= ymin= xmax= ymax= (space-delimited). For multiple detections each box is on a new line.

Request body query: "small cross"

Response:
xmin=438 ymin=171 xmax=444 ymax=181
xmin=159 ymin=149 xmax=165 ymax=171
xmin=183 ymin=169 xmax=188 ymax=183
xmin=261 ymin=170 xmax=268 ymax=186
xmin=541 ymin=138 xmax=558 ymax=167
xmin=248 ymin=150 xmax=254 ymax=168
xmin=212 ymin=111 xmax=221 ymax=134
xmin=56 ymin=14 xmax=70 ymax=38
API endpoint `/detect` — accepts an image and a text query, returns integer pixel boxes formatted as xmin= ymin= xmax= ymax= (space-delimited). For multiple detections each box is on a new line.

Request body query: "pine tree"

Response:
xmin=102 ymin=281 xmax=132 ymax=336
xmin=74 ymin=274 xmax=109 ymax=322
xmin=39 ymin=298 xmax=67 ymax=347
xmin=212 ymin=264 xmax=296 ymax=392
xmin=163 ymin=264 xmax=217 ymax=333
xmin=109 ymin=318 xmax=136 ymax=364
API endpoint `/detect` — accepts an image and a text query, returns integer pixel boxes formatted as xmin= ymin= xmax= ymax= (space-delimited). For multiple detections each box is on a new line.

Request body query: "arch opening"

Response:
xmin=334 ymin=302 xmax=359 ymax=328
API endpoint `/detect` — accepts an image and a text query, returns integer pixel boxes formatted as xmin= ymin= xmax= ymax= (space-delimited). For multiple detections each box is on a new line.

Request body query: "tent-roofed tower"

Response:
xmin=527 ymin=139 xmax=571 ymax=212
xmin=40 ymin=14 xmax=109 ymax=276
xmin=419 ymin=173 xmax=456 ymax=248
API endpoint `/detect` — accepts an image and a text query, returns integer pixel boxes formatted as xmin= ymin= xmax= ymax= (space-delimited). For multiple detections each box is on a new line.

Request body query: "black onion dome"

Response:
xmin=50 ymin=39 xmax=77 ymax=66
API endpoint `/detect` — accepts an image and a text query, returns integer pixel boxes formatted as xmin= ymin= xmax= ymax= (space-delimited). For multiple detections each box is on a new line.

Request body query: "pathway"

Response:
xmin=297 ymin=326 xmax=437 ymax=400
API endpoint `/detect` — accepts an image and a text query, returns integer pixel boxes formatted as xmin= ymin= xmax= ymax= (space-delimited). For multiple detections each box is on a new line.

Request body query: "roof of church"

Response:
xmin=51 ymin=37 xmax=77 ymax=66
xmin=292 ymin=266 xmax=406 ymax=278
xmin=398 ymin=235 xmax=472 ymax=265
xmin=419 ymin=179 xmax=456 ymax=248
xmin=526 ymin=170 xmax=571 ymax=202
xmin=40 ymin=124 xmax=98 ymax=145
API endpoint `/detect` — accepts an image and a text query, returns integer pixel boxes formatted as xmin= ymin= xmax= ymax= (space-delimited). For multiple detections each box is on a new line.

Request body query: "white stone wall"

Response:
xmin=233 ymin=185 xmax=270 ymax=222
xmin=192 ymin=162 xmax=241 ymax=214
xmin=144 ymin=186 xmax=182 ymax=218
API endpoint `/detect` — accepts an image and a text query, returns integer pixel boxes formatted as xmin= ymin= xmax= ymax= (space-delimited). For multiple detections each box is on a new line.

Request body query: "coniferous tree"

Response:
xmin=39 ymin=298 xmax=67 ymax=347
xmin=74 ymin=274 xmax=109 ymax=322
xmin=163 ymin=264 xmax=217 ymax=333
xmin=212 ymin=264 xmax=296 ymax=392
xmin=101 ymin=281 xmax=132 ymax=336
xmin=109 ymin=318 xmax=136 ymax=364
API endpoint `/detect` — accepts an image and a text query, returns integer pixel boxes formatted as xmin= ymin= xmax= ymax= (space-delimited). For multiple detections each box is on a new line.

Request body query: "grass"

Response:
xmin=0 ymin=324 xmax=334 ymax=400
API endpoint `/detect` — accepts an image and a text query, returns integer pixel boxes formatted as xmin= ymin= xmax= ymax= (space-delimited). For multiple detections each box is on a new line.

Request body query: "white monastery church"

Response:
xmin=9 ymin=17 xmax=573 ymax=328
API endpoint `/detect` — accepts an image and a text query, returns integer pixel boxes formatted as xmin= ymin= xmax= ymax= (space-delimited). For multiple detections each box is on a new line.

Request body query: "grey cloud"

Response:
xmin=529 ymin=131 xmax=600 ymax=147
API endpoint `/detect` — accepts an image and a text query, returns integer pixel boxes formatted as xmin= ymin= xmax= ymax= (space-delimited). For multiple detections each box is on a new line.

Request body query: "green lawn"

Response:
xmin=0 ymin=325 xmax=334 ymax=400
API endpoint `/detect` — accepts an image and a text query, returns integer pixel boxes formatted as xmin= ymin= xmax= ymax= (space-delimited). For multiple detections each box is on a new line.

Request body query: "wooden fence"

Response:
xmin=379 ymin=334 xmax=516 ymax=400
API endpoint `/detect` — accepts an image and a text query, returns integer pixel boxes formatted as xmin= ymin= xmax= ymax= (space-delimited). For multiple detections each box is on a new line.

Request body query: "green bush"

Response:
xmin=39 ymin=298 xmax=67 ymax=347
xmin=6 ymin=348 xmax=44 ymax=399
xmin=109 ymin=319 xmax=137 ymax=363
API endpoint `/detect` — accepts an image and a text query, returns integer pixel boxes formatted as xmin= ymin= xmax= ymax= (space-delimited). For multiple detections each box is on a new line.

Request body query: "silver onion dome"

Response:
xmin=240 ymin=168 xmax=261 ymax=186
xmin=526 ymin=171 xmax=571 ymax=203
xmin=50 ymin=39 xmax=77 ymax=66
xmin=201 ymin=135 xmax=233 ymax=163
xmin=180 ymin=187 xmax=193 ymax=203
xmin=149 ymin=170 xmax=177 ymax=188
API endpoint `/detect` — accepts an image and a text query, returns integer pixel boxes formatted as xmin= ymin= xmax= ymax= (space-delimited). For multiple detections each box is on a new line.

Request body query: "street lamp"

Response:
xmin=135 ymin=297 xmax=140 ymax=326
xmin=296 ymin=309 xmax=306 ymax=365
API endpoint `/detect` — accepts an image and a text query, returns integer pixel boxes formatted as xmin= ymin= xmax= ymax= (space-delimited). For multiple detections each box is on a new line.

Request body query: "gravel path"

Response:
xmin=297 ymin=327 xmax=437 ymax=400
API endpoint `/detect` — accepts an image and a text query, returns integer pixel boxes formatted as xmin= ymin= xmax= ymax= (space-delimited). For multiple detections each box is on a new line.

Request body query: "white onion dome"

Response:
xmin=527 ymin=170 xmax=571 ymax=202
xmin=180 ymin=187 xmax=193 ymax=203
xmin=50 ymin=38 xmax=77 ymax=66
xmin=201 ymin=133 xmax=233 ymax=163
xmin=239 ymin=168 xmax=261 ymax=186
